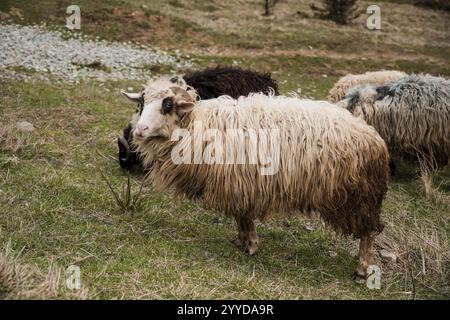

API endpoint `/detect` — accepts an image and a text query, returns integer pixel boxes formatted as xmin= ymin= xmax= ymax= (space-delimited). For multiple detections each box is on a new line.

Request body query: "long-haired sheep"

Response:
xmin=338 ymin=74 xmax=450 ymax=188
xmin=328 ymin=70 xmax=407 ymax=103
xmin=130 ymin=80 xmax=390 ymax=281
xmin=118 ymin=66 xmax=279 ymax=170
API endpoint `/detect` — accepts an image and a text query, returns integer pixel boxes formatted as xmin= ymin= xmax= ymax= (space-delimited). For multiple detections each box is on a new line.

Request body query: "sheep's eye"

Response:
xmin=161 ymin=97 xmax=174 ymax=115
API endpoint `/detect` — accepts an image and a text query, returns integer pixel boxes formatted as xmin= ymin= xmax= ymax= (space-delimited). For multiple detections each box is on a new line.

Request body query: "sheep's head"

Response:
xmin=338 ymin=85 xmax=381 ymax=120
xmin=124 ymin=86 xmax=196 ymax=140
xmin=121 ymin=77 xmax=188 ymax=115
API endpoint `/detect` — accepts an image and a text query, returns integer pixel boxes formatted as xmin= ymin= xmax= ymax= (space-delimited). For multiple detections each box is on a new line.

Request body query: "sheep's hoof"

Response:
xmin=245 ymin=247 xmax=258 ymax=256
xmin=244 ymin=240 xmax=259 ymax=256
xmin=352 ymin=271 xmax=367 ymax=284
xmin=233 ymin=238 xmax=258 ymax=255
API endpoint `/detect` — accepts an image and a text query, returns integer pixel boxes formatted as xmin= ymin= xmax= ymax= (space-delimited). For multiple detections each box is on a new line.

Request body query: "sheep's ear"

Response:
xmin=170 ymin=86 xmax=195 ymax=114
xmin=176 ymin=101 xmax=195 ymax=114
xmin=375 ymin=85 xmax=391 ymax=101
xmin=121 ymin=91 xmax=142 ymax=103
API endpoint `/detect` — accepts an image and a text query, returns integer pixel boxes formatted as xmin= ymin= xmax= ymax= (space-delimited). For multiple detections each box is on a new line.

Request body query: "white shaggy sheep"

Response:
xmin=130 ymin=80 xmax=390 ymax=281
xmin=328 ymin=70 xmax=407 ymax=103
xmin=119 ymin=67 xmax=279 ymax=170
xmin=338 ymin=74 xmax=450 ymax=192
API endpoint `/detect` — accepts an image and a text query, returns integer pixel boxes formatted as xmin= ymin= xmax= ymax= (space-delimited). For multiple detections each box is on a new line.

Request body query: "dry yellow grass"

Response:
xmin=155 ymin=0 xmax=450 ymax=58
xmin=0 ymin=243 xmax=88 ymax=299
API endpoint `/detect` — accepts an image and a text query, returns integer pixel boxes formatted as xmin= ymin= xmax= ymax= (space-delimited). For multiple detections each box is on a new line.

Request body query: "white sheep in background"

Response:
xmin=328 ymin=70 xmax=407 ymax=103
xmin=128 ymin=79 xmax=390 ymax=281
xmin=339 ymin=74 xmax=450 ymax=195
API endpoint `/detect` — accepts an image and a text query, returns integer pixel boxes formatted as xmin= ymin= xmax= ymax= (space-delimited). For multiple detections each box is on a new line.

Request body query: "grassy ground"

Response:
xmin=0 ymin=0 xmax=449 ymax=299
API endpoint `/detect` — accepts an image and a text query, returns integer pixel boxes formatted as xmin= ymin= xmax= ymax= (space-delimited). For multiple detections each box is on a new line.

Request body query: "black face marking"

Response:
xmin=346 ymin=92 xmax=360 ymax=114
xmin=161 ymin=97 xmax=174 ymax=115
xmin=375 ymin=85 xmax=392 ymax=101
xmin=170 ymin=76 xmax=179 ymax=83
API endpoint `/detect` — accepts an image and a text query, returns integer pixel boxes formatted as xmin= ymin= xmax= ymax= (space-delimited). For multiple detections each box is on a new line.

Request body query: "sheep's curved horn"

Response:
xmin=118 ymin=135 xmax=131 ymax=155
xmin=121 ymin=91 xmax=142 ymax=102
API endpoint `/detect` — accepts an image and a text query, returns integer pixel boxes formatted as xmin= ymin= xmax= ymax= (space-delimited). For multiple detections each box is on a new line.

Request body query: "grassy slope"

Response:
xmin=0 ymin=0 xmax=449 ymax=299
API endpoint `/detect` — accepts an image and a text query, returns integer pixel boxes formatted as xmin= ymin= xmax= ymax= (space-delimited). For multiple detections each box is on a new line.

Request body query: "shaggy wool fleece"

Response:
xmin=340 ymin=74 xmax=450 ymax=168
xmin=119 ymin=67 xmax=279 ymax=170
xmin=136 ymin=87 xmax=390 ymax=238
xmin=328 ymin=70 xmax=407 ymax=103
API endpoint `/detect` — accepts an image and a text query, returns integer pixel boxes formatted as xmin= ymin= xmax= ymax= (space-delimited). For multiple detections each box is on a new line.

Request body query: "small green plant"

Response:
xmin=311 ymin=0 xmax=359 ymax=25
xmin=100 ymin=171 xmax=144 ymax=213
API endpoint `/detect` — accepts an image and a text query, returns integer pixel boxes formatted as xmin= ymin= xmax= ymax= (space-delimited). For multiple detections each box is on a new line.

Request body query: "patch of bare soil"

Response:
xmin=189 ymin=46 xmax=447 ymax=64
xmin=0 ymin=6 xmax=23 ymax=21
xmin=80 ymin=6 xmax=212 ymax=48
xmin=111 ymin=7 xmax=175 ymax=42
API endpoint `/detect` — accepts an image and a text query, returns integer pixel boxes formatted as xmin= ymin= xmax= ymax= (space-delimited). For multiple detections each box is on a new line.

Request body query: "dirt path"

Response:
xmin=183 ymin=46 xmax=448 ymax=65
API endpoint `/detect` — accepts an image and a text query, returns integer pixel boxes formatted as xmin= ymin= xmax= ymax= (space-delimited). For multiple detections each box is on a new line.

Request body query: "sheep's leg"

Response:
xmin=353 ymin=233 xmax=375 ymax=283
xmin=389 ymin=160 xmax=396 ymax=176
xmin=234 ymin=217 xmax=259 ymax=256
xmin=243 ymin=219 xmax=259 ymax=256
xmin=233 ymin=218 xmax=247 ymax=248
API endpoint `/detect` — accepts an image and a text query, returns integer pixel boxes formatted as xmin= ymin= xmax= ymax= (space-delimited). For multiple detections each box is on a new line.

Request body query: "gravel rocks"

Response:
xmin=0 ymin=24 xmax=191 ymax=82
